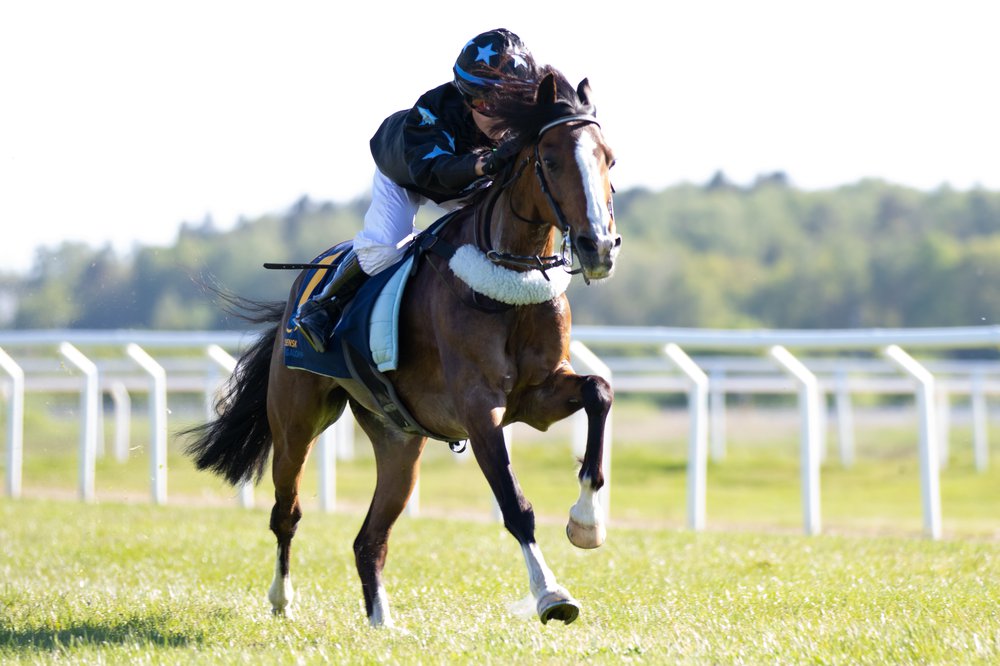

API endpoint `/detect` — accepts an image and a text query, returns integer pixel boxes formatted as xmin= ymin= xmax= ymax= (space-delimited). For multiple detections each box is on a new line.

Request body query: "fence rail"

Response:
xmin=2 ymin=326 xmax=999 ymax=539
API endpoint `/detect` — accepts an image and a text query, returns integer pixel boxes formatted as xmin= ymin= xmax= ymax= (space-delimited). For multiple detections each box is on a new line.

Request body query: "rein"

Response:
xmin=478 ymin=113 xmax=601 ymax=281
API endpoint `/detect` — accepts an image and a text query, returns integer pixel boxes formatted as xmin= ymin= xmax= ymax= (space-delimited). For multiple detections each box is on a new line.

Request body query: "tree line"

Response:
xmin=3 ymin=176 xmax=999 ymax=331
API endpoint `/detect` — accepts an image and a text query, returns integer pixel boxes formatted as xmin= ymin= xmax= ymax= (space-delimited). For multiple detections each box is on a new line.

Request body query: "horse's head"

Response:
xmin=489 ymin=71 xmax=621 ymax=281
xmin=532 ymin=75 xmax=620 ymax=280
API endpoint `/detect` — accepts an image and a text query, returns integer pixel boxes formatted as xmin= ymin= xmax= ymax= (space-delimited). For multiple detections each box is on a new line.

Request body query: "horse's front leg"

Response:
xmin=521 ymin=367 xmax=613 ymax=549
xmin=568 ymin=373 xmax=613 ymax=549
xmin=464 ymin=392 xmax=580 ymax=624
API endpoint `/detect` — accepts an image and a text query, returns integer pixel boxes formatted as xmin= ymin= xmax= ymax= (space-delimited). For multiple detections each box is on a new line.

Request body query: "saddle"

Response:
xmin=282 ymin=213 xmax=460 ymax=442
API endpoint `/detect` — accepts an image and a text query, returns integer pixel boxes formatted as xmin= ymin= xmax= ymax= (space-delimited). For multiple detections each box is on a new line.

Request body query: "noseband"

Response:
xmin=477 ymin=113 xmax=602 ymax=280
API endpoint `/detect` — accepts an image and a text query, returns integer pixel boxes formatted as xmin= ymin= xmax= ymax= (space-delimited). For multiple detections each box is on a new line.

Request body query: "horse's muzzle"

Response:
xmin=575 ymin=233 xmax=622 ymax=280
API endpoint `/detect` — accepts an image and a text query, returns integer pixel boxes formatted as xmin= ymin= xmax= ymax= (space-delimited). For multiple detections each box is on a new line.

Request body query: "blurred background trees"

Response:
xmin=3 ymin=178 xmax=999 ymax=331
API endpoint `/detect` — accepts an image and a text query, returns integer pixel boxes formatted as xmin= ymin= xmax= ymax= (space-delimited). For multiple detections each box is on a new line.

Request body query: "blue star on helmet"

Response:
xmin=423 ymin=145 xmax=454 ymax=160
xmin=475 ymin=43 xmax=498 ymax=64
xmin=511 ymin=53 xmax=528 ymax=70
xmin=416 ymin=106 xmax=438 ymax=126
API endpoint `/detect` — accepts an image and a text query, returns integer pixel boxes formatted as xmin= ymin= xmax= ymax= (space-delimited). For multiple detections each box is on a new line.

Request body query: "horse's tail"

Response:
xmin=183 ymin=300 xmax=285 ymax=486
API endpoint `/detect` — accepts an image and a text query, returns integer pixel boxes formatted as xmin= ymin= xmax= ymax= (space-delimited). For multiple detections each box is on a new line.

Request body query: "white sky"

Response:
xmin=2 ymin=0 xmax=999 ymax=275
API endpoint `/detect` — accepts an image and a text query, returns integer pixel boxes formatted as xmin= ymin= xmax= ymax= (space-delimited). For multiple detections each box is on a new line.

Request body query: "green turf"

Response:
xmin=3 ymin=397 xmax=1000 ymax=662
xmin=1 ymin=499 xmax=998 ymax=664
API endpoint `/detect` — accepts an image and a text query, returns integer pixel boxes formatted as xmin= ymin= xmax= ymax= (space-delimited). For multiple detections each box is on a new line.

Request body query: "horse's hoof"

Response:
xmin=271 ymin=606 xmax=295 ymax=620
xmin=537 ymin=590 xmax=580 ymax=625
xmin=566 ymin=517 xmax=606 ymax=549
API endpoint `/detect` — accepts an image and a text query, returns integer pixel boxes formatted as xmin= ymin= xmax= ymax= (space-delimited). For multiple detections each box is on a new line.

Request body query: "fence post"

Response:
xmin=0 ymin=347 xmax=24 ymax=499
xmin=937 ymin=387 xmax=950 ymax=469
xmin=770 ymin=346 xmax=822 ymax=536
xmin=336 ymin=409 xmax=355 ymax=461
xmin=834 ymin=371 xmax=855 ymax=467
xmin=59 ymin=343 xmax=99 ymax=503
xmin=664 ymin=344 xmax=708 ymax=531
xmin=971 ymin=371 xmax=989 ymax=472
xmin=884 ymin=345 xmax=942 ymax=540
xmin=127 ymin=344 xmax=168 ymax=505
xmin=107 ymin=382 xmax=131 ymax=462
xmin=318 ymin=426 xmax=336 ymax=513
xmin=709 ymin=369 xmax=727 ymax=462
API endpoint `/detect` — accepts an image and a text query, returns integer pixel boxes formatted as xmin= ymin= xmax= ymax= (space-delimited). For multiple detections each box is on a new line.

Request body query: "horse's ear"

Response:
xmin=536 ymin=73 xmax=558 ymax=105
xmin=577 ymin=78 xmax=596 ymax=115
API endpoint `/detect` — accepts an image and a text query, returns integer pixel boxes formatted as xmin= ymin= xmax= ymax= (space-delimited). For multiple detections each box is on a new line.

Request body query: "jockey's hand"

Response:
xmin=482 ymin=140 xmax=520 ymax=177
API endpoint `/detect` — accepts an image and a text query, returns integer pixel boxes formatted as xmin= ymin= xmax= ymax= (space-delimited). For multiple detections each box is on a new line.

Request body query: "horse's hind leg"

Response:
xmin=266 ymin=370 xmax=347 ymax=617
xmin=351 ymin=406 xmax=426 ymax=628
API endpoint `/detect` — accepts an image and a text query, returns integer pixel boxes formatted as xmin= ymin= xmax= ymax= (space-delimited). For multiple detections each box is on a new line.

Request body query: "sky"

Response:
xmin=2 ymin=0 xmax=999 ymax=275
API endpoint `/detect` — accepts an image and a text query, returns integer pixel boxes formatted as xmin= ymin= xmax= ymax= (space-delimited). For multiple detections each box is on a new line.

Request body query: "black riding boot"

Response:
xmin=294 ymin=250 xmax=367 ymax=353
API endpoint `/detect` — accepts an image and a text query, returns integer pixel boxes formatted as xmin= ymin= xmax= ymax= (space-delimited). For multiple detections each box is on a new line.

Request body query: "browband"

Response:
xmin=537 ymin=114 xmax=600 ymax=137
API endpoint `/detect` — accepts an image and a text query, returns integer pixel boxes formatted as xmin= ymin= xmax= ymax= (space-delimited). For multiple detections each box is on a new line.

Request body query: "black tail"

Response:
xmin=183 ymin=300 xmax=285 ymax=486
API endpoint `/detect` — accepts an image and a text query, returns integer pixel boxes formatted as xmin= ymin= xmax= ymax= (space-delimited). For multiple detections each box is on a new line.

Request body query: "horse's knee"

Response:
xmin=582 ymin=375 xmax=613 ymax=416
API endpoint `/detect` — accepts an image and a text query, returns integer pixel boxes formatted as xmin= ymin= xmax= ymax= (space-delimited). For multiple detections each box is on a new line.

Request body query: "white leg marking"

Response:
xmin=520 ymin=542 xmax=580 ymax=623
xmin=567 ymin=475 xmax=606 ymax=549
xmin=368 ymin=585 xmax=394 ymax=628
xmin=267 ymin=548 xmax=295 ymax=617
xmin=520 ymin=542 xmax=560 ymax=601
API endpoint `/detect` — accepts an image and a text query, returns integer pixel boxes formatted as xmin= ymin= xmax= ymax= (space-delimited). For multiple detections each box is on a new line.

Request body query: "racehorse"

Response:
xmin=185 ymin=69 xmax=620 ymax=626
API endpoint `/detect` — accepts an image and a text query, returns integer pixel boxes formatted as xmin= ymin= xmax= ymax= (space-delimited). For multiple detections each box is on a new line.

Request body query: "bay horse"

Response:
xmin=185 ymin=70 xmax=620 ymax=626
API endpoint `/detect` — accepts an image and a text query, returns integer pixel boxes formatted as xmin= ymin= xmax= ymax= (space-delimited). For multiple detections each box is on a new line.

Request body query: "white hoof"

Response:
xmin=566 ymin=515 xmax=606 ymax=549
xmin=537 ymin=588 xmax=580 ymax=625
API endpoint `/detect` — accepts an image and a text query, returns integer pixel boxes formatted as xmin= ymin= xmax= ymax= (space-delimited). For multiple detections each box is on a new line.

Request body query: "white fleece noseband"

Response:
xmin=448 ymin=244 xmax=571 ymax=305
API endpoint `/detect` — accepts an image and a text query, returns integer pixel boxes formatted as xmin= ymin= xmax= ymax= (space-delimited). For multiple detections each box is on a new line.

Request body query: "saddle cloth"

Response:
xmin=282 ymin=244 xmax=414 ymax=379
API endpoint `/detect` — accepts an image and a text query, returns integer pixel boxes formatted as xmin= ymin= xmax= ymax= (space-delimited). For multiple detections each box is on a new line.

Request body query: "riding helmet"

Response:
xmin=452 ymin=28 xmax=533 ymax=100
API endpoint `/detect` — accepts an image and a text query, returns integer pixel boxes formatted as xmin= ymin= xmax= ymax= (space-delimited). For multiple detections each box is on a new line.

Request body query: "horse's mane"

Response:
xmin=487 ymin=66 xmax=596 ymax=153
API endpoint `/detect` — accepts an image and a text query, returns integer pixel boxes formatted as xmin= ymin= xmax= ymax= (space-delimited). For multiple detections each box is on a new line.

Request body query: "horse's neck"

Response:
xmin=488 ymin=179 xmax=557 ymax=260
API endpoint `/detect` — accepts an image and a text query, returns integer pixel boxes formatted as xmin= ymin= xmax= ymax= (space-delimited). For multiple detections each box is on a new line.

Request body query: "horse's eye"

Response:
xmin=543 ymin=158 xmax=557 ymax=171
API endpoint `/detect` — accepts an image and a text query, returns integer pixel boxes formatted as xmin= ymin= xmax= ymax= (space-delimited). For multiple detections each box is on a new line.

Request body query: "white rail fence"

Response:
xmin=2 ymin=326 xmax=999 ymax=540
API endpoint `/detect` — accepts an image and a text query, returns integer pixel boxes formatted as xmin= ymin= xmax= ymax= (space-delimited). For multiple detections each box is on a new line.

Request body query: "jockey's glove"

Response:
xmin=483 ymin=140 xmax=520 ymax=177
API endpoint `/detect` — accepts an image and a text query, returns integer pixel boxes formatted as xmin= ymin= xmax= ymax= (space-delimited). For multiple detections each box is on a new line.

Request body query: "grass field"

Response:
xmin=2 ymin=399 xmax=999 ymax=663
xmin=2 ymin=499 xmax=998 ymax=664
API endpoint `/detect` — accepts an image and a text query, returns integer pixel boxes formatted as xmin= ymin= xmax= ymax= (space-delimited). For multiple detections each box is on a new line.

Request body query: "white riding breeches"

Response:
xmin=353 ymin=169 xmax=425 ymax=276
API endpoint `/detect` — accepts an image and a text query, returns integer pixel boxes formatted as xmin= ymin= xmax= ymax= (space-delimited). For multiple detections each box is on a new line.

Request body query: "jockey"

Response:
xmin=293 ymin=28 xmax=538 ymax=353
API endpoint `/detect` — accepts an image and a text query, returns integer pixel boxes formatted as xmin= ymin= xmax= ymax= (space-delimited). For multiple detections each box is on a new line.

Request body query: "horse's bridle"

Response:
xmin=476 ymin=113 xmax=602 ymax=281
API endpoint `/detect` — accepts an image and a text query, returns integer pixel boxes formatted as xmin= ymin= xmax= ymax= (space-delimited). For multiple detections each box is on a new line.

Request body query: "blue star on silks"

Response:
xmin=416 ymin=106 xmax=438 ymax=126
xmin=443 ymin=131 xmax=455 ymax=152
xmin=423 ymin=145 xmax=453 ymax=160
xmin=475 ymin=43 xmax=498 ymax=64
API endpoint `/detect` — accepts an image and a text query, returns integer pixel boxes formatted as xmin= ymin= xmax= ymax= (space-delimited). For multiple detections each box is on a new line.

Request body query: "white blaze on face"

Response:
xmin=574 ymin=130 xmax=612 ymax=238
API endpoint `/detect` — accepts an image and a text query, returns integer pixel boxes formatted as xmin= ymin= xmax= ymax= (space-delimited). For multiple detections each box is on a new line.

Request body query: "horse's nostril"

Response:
xmin=613 ymin=235 xmax=622 ymax=249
